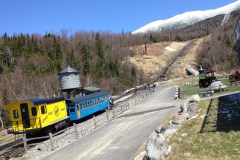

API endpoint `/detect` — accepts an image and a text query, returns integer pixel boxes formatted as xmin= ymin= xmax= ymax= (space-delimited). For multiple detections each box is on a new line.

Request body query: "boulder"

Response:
xmin=172 ymin=114 xmax=187 ymax=124
xmin=145 ymin=133 xmax=171 ymax=160
xmin=187 ymin=103 xmax=197 ymax=117
xmin=163 ymin=124 xmax=182 ymax=138
xmin=186 ymin=95 xmax=201 ymax=103
xmin=134 ymin=151 xmax=146 ymax=160
xmin=180 ymin=101 xmax=188 ymax=113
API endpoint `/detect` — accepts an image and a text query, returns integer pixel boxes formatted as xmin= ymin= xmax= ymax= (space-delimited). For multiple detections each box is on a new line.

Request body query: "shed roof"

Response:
xmin=84 ymin=87 xmax=101 ymax=92
xmin=58 ymin=66 xmax=79 ymax=74
xmin=66 ymin=91 xmax=109 ymax=103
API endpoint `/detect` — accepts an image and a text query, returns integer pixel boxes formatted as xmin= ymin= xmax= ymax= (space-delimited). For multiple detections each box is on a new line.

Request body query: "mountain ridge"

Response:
xmin=132 ymin=0 xmax=240 ymax=34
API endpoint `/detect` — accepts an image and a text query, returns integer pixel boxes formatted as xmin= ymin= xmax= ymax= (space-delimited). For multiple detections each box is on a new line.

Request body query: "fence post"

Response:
xmin=73 ymin=123 xmax=78 ymax=139
xmin=93 ymin=116 xmax=97 ymax=128
xmin=112 ymin=107 xmax=115 ymax=119
xmin=49 ymin=133 xmax=55 ymax=151
xmin=23 ymin=137 xmax=28 ymax=153
xmin=106 ymin=109 xmax=109 ymax=122
xmin=127 ymin=102 xmax=130 ymax=110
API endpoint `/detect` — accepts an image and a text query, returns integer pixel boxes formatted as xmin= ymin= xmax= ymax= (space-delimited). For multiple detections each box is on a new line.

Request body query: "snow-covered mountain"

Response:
xmin=132 ymin=0 xmax=240 ymax=34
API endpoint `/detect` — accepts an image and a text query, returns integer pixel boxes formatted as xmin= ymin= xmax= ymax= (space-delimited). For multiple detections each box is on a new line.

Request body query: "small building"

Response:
xmin=234 ymin=16 xmax=240 ymax=54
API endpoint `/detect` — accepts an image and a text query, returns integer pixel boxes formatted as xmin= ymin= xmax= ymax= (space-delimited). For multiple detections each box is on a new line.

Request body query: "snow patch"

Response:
xmin=165 ymin=46 xmax=176 ymax=52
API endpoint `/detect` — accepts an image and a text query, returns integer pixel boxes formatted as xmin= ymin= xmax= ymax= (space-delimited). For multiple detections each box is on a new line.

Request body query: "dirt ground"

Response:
xmin=166 ymin=38 xmax=206 ymax=79
xmin=129 ymin=38 xmax=206 ymax=79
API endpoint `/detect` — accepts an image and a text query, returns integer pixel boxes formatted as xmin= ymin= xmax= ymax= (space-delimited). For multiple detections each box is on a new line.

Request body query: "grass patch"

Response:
xmin=167 ymin=93 xmax=240 ymax=160
xmin=178 ymin=76 xmax=240 ymax=98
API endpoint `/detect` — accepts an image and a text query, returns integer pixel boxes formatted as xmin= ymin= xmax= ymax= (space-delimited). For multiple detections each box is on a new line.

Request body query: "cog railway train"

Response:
xmin=4 ymin=91 xmax=110 ymax=137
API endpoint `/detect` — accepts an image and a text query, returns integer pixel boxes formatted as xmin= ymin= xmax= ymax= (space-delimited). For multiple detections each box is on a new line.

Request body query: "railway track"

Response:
xmin=0 ymin=138 xmax=27 ymax=160
xmin=1 ymin=146 xmax=25 ymax=160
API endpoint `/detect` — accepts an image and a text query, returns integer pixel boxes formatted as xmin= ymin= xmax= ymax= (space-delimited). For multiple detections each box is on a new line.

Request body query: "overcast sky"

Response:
xmin=0 ymin=0 xmax=238 ymax=35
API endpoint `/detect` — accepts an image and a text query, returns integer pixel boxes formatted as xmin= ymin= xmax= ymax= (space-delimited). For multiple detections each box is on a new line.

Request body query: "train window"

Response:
xmin=87 ymin=101 xmax=90 ymax=108
xmin=70 ymin=102 xmax=75 ymax=107
xmin=80 ymin=103 xmax=83 ymax=110
xmin=41 ymin=106 xmax=47 ymax=114
xmin=70 ymin=108 xmax=75 ymax=112
xmin=13 ymin=110 xmax=18 ymax=118
xmin=31 ymin=107 xmax=37 ymax=116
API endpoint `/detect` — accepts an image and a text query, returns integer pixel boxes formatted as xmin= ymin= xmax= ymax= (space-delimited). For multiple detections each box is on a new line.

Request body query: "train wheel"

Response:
xmin=199 ymin=80 xmax=203 ymax=88
xmin=26 ymin=132 xmax=34 ymax=138
xmin=43 ymin=126 xmax=53 ymax=136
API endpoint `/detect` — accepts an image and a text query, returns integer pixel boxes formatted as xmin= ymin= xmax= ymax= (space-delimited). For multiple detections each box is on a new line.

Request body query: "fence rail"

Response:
xmin=23 ymin=102 xmax=130 ymax=153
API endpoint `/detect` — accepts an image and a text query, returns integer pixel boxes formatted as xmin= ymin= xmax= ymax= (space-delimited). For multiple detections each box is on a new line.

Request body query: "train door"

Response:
xmin=77 ymin=104 xmax=80 ymax=119
xmin=20 ymin=103 xmax=31 ymax=128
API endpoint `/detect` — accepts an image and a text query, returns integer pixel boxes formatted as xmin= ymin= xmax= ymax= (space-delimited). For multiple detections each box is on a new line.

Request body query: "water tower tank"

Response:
xmin=58 ymin=66 xmax=81 ymax=91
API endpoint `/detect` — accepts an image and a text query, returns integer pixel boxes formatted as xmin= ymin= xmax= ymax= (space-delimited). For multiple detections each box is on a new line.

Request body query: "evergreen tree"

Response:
xmin=82 ymin=45 xmax=91 ymax=76
xmin=95 ymin=33 xmax=104 ymax=59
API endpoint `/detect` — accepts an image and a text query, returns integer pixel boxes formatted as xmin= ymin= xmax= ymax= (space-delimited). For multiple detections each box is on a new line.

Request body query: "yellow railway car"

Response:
xmin=4 ymin=97 xmax=69 ymax=135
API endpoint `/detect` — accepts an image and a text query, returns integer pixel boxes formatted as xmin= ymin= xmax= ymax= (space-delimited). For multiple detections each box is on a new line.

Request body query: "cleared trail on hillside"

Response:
xmin=151 ymin=41 xmax=195 ymax=83
xmin=113 ymin=42 xmax=195 ymax=103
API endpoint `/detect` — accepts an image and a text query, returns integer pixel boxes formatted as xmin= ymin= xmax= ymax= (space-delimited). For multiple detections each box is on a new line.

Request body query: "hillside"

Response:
xmin=129 ymin=41 xmax=188 ymax=79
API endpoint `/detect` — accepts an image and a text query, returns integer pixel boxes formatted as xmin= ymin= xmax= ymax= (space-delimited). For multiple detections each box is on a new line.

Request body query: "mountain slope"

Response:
xmin=132 ymin=0 xmax=240 ymax=34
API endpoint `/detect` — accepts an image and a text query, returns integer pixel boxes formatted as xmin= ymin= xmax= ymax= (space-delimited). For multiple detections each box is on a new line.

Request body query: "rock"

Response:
xmin=172 ymin=114 xmax=187 ymax=124
xmin=182 ymin=112 xmax=190 ymax=119
xmin=183 ymin=152 xmax=191 ymax=157
xmin=187 ymin=103 xmax=197 ymax=117
xmin=163 ymin=124 xmax=182 ymax=138
xmin=187 ymin=95 xmax=201 ymax=103
xmin=145 ymin=133 xmax=171 ymax=160
xmin=134 ymin=151 xmax=146 ymax=160
xmin=181 ymin=133 xmax=188 ymax=139
xmin=180 ymin=102 xmax=188 ymax=113
xmin=155 ymin=127 xmax=165 ymax=134
xmin=189 ymin=114 xmax=198 ymax=120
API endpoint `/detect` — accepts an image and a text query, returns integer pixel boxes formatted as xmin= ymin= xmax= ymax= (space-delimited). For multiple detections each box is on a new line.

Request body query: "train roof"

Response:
xmin=67 ymin=91 xmax=109 ymax=103
xmin=29 ymin=97 xmax=64 ymax=105
xmin=4 ymin=97 xmax=65 ymax=110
